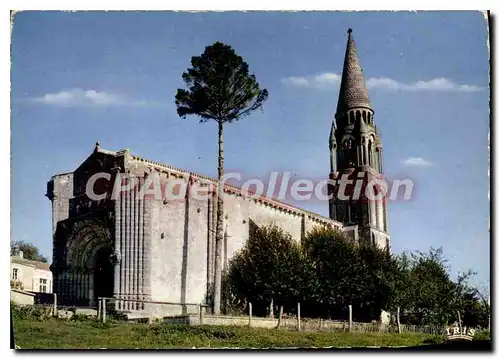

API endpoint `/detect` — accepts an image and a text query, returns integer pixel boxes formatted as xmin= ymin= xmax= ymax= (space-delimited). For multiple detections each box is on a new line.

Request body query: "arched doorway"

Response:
xmin=93 ymin=246 xmax=114 ymax=303
xmin=63 ymin=218 xmax=115 ymax=307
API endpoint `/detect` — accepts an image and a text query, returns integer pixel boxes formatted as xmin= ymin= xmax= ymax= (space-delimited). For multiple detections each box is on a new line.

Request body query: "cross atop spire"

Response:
xmin=336 ymin=29 xmax=373 ymax=114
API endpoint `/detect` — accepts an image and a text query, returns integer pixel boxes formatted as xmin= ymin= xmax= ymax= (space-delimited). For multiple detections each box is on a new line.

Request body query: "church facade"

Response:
xmin=47 ymin=30 xmax=390 ymax=317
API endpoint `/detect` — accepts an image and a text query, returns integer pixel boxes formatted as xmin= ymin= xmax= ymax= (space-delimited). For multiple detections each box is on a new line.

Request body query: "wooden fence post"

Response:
xmin=102 ymin=298 xmax=107 ymax=323
xmin=53 ymin=293 xmax=57 ymax=317
xmin=248 ymin=302 xmax=252 ymax=327
xmin=348 ymin=305 xmax=352 ymax=332
xmin=397 ymin=307 xmax=401 ymax=334
xmin=97 ymin=298 xmax=102 ymax=320
xmin=297 ymin=302 xmax=301 ymax=332
xmin=277 ymin=306 xmax=283 ymax=329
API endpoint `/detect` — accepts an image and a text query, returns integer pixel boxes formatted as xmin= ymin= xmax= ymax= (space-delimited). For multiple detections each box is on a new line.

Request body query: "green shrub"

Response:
xmin=11 ymin=302 xmax=52 ymax=321
xmin=10 ymin=280 xmax=23 ymax=290
xmin=422 ymin=335 xmax=444 ymax=345
xmin=474 ymin=330 xmax=490 ymax=341
xmin=70 ymin=312 xmax=94 ymax=322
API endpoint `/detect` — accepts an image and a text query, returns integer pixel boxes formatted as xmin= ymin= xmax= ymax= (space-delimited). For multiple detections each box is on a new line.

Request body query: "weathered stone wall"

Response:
xmin=113 ymin=180 xmax=151 ymax=311
xmin=222 ymin=194 xmax=303 ymax=270
xmin=120 ymin=153 xmax=351 ymax=317
xmin=149 ymin=193 xmax=209 ymax=310
xmin=10 ymin=289 xmax=36 ymax=305
xmin=48 ymin=148 xmax=362 ymax=314
xmin=146 ymin=177 xmax=345 ymax=317
xmin=372 ymin=228 xmax=391 ymax=252
xmin=222 ymin=192 xmax=344 ymax=270
xmin=162 ymin=314 xmax=352 ymax=332
xmin=47 ymin=173 xmax=73 ymax=237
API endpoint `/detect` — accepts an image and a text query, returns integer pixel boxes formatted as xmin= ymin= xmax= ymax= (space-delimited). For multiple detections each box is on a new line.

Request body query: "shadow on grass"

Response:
xmin=388 ymin=339 xmax=492 ymax=351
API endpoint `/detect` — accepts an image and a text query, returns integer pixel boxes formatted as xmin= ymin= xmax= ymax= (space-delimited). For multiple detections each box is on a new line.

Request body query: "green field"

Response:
xmin=12 ymin=316 xmax=456 ymax=349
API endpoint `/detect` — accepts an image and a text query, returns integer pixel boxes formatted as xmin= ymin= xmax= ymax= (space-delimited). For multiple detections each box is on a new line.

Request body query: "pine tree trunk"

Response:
xmin=213 ymin=121 xmax=224 ymax=315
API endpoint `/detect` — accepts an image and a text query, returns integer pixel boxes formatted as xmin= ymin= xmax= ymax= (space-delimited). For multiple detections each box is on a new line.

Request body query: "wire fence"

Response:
xmin=12 ymin=294 xmax=482 ymax=336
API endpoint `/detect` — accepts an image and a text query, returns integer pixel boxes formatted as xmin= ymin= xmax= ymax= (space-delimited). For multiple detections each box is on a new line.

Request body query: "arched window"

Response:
xmin=349 ymin=111 xmax=355 ymax=124
xmin=361 ymin=137 xmax=366 ymax=165
xmin=368 ymin=140 xmax=373 ymax=167
xmin=373 ymin=185 xmax=379 ymax=227
xmin=356 ymin=111 xmax=361 ymax=123
xmin=377 ymin=146 xmax=383 ymax=173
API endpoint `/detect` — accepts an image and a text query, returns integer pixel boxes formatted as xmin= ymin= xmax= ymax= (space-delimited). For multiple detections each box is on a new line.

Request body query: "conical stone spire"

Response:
xmin=336 ymin=29 xmax=373 ymax=114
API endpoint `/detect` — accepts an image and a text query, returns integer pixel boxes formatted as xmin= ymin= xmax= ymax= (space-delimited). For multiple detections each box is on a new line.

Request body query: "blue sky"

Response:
xmin=11 ymin=11 xmax=490 ymax=287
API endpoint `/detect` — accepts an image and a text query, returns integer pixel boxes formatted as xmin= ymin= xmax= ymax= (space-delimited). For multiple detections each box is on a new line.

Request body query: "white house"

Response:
xmin=11 ymin=250 xmax=53 ymax=293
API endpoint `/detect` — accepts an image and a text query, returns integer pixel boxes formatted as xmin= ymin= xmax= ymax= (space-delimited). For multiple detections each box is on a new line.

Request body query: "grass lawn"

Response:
xmin=12 ymin=316 xmax=450 ymax=349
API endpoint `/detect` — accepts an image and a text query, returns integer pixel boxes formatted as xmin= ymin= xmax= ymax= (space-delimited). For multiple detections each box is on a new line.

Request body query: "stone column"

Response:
xmin=76 ymin=273 xmax=80 ymax=303
xmin=131 ymin=183 xmax=137 ymax=310
xmin=370 ymin=199 xmax=377 ymax=226
xmin=138 ymin=177 xmax=144 ymax=311
xmin=364 ymin=141 xmax=369 ymax=167
xmin=114 ymin=179 xmax=122 ymax=301
xmin=142 ymin=198 xmax=152 ymax=304
xmin=119 ymin=189 xmax=125 ymax=309
xmin=126 ymin=186 xmax=131 ymax=311
xmin=377 ymin=200 xmax=384 ymax=231
xmin=206 ymin=195 xmax=213 ymax=296
xmin=88 ymin=273 xmax=95 ymax=307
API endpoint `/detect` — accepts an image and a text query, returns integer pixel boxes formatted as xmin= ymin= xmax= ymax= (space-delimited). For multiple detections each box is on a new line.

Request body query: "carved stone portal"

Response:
xmin=59 ymin=218 xmax=115 ymax=306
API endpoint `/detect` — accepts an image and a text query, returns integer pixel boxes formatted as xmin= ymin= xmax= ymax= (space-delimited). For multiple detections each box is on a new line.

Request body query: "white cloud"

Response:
xmin=313 ymin=72 xmax=342 ymax=85
xmin=281 ymin=73 xmax=341 ymax=90
xmin=282 ymin=76 xmax=310 ymax=87
xmin=282 ymin=72 xmax=483 ymax=93
xmin=402 ymin=157 xmax=434 ymax=167
xmin=33 ymin=89 xmax=152 ymax=107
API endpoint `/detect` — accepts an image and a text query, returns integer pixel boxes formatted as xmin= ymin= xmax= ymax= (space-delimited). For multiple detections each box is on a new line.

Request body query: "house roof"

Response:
xmin=11 ymin=257 xmax=51 ymax=271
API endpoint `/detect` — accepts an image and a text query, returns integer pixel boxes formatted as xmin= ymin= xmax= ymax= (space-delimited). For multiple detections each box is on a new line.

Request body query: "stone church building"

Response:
xmin=47 ymin=30 xmax=390 ymax=316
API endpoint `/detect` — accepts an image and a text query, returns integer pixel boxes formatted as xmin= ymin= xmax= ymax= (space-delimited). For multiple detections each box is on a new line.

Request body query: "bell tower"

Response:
xmin=329 ymin=29 xmax=390 ymax=251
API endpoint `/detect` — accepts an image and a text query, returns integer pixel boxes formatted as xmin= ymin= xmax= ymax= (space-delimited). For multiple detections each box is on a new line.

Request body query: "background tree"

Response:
xmin=175 ymin=41 xmax=268 ymax=314
xmin=301 ymin=227 xmax=359 ymax=318
xmin=392 ymin=248 xmax=488 ymax=327
xmin=227 ymin=223 xmax=302 ymax=316
xmin=469 ymin=283 xmax=491 ymax=328
xmin=10 ymin=240 xmax=48 ymax=263
xmin=302 ymin=227 xmax=397 ymax=321
xmin=355 ymin=243 xmax=396 ymax=321
xmin=226 ymin=222 xmax=488 ymax=327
